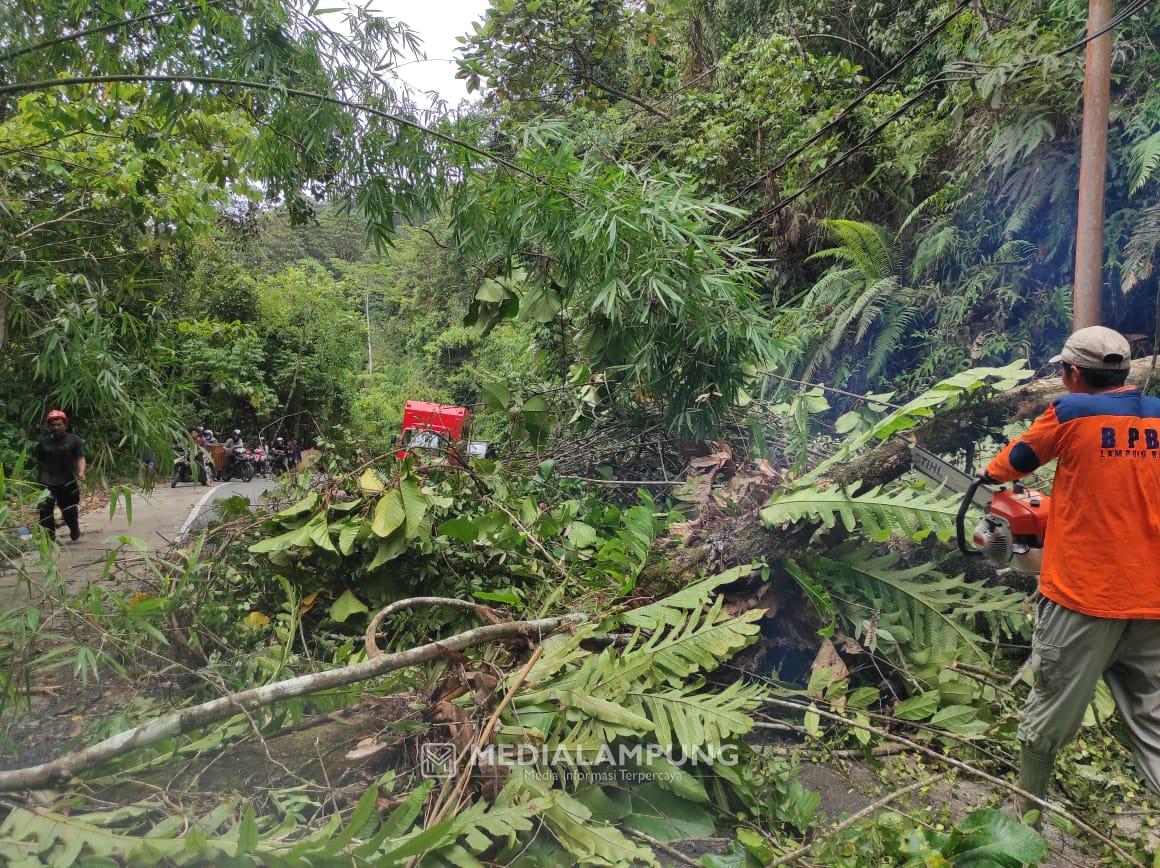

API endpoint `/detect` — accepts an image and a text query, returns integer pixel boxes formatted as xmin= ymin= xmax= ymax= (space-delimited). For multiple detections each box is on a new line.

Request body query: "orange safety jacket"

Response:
xmin=985 ymin=386 xmax=1160 ymax=619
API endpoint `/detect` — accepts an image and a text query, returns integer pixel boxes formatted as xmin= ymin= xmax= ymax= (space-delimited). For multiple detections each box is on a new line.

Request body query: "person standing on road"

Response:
xmin=982 ymin=326 xmax=1160 ymax=807
xmin=34 ymin=409 xmax=86 ymax=542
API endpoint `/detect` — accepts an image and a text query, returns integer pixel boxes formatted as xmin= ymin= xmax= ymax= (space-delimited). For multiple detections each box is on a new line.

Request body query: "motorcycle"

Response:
xmin=218 ymin=445 xmax=256 ymax=482
xmin=251 ymin=444 xmax=271 ymax=478
xmin=269 ymin=447 xmax=290 ymax=474
xmin=172 ymin=446 xmax=211 ymax=487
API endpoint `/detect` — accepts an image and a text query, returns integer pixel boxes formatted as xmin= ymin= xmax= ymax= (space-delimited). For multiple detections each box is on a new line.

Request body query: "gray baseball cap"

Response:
xmin=1048 ymin=325 xmax=1131 ymax=370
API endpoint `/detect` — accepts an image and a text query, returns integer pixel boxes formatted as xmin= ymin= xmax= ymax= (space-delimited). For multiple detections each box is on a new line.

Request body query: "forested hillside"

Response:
xmin=1 ymin=0 xmax=1159 ymax=865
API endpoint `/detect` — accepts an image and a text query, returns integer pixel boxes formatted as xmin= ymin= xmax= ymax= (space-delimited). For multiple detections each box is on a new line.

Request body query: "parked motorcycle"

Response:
xmin=172 ymin=446 xmax=211 ymax=487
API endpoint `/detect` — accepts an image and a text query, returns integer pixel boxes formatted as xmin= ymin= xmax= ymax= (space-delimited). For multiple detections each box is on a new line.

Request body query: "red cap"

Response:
xmin=45 ymin=409 xmax=68 ymax=424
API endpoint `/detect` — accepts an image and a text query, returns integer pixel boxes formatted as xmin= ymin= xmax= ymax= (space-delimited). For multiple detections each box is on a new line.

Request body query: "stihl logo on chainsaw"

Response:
xmin=1099 ymin=426 xmax=1160 ymax=457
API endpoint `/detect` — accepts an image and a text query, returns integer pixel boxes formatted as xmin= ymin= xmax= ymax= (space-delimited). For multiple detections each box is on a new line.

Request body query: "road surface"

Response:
xmin=0 ymin=476 xmax=278 ymax=606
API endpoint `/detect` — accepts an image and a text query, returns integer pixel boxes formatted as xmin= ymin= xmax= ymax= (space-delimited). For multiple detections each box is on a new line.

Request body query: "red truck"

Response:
xmin=396 ymin=401 xmax=489 ymax=460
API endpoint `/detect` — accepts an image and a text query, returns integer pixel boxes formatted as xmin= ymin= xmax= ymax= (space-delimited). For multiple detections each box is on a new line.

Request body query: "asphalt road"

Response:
xmin=0 ymin=476 xmax=279 ymax=606
xmin=179 ymin=476 xmax=279 ymax=535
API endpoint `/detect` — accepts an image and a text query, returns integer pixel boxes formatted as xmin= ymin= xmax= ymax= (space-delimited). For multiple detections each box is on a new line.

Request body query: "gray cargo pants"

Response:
xmin=1019 ymin=595 xmax=1160 ymax=796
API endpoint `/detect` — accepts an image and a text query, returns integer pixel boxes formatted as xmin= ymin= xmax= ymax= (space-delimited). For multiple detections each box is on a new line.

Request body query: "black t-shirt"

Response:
xmin=34 ymin=433 xmax=84 ymax=486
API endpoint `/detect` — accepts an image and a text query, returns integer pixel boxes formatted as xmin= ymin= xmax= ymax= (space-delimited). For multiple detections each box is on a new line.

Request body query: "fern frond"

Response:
xmin=620 ymin=565 xmax=754 ymax=629
xmin=630 ymin=677 xmax=763 ymax=751
xmin=992 ymin=239 xmax=1037 ymax=264
xmin=898 ymin=183 xmax=966 ymax=236
xmin=865 ymin=304 xmax=915 ymax=381
xmin=510 ymin=775 xmax=659 ymax=866
xmin=1122 ymin=204 xmax=1160 ymax=292
xmin=808 ymin=544 xmax=1023 ymax=664
xmin=516 ymin=578 xmax=763 ymax=758
xmin=820 ymin=219 xmax=896 ymax=279
xmin=1130 ymin=130 xmax=1160 ymax=195
xmin=635 ymin=595 xmax=764 ymax=683
xmin=760 ymin=482 xmax=960 ymax=542
xmin=1003 ymin=196 xmax=1036 ymax=237
xmin=911 ymin=225 xmax=958 ymax=281
xmin=0 ymin=804 xmax=188 ymax=863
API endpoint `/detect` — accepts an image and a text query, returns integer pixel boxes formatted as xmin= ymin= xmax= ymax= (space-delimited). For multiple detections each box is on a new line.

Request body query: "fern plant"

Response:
xmin=1129 ymin=129 xmax=1160 ymax=195
xmin=760 ymin=482 xmax=961 ymax=542
xmin=515 ymin=570 xmax=764 ymax=758
xmin=778 ymin=219 xmax=920 ymax=386
xmin=789 ymin=544 xmax=1024 ymax=667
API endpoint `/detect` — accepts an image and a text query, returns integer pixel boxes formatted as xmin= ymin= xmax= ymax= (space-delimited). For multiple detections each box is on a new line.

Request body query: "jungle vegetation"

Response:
xmin=0 ymin=0 xmax=1158 ymax=864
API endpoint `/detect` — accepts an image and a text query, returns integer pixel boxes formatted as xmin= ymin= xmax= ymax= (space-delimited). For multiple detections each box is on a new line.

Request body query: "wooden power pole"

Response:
xmin=1072 ymin=0 xmax=1114 ymax=329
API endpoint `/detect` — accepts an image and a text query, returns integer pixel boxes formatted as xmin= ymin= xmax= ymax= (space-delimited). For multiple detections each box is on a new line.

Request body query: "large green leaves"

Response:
xmin=371 ymin=489 xmax=406 ymax=538
xmin=943 ymin=809 xmax=1048 ymax=866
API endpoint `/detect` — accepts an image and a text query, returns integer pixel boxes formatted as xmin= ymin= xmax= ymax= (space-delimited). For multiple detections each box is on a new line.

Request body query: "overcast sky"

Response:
xmin=372 ymin=1 xmax=493 ymax=108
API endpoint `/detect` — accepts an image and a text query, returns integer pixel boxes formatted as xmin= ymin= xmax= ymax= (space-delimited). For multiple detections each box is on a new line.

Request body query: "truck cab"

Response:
xmin=397 ymin=401 xmax=488 ymax=460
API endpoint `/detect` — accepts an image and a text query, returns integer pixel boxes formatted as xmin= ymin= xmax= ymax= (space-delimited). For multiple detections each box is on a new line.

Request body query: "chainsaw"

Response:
xmin=909 ymin=445 xmax=1051 ymax=574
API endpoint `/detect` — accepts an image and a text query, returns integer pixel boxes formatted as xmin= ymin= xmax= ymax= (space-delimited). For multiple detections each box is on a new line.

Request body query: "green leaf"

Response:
xmin=893 ymin=690 xmax=940 ymax=721
xmin=565 ymin=521 xmax=598 ymax=548
xmin=329 ymin=590 xmax=369 ymax=623
xmin=359 ymin=468 xmax=385 ymax=493
xmin=249 ymin=522 xmax=313 ymax=554
xmin=641 ymin=755 xmax=710 ymax=804
xmin=372 ymin=489 xmax=406 ymax=538
xmin=367 ymin=530 xmax=408 ymax=569
xmin=555 ymin=690 xmax=653 ymax=731
xmin=835 ymin=410 xmax=863 ymax=434
xmin=399 ymin=476 xmax=428 ymax=537
xmin=309 ymin=517 xmax=337 ymax=553
xmin=522 ymin=395 xmax=549 ymax=417
xmin=336 ymin=519 xmax=361 ymax=556
xmin=482 ymin=380 xmax=512 ymax=411
xmin=623 ymin=782 xmax=715 ymax=841
xmin=946 ymin=808 xmax=1048 ymax=865
xmin=439 ymin=515 xmax=479 ymax=544
xmin=475 ymin=279 xmax=508 ymax=303
xmin=519 ymin=284 xmax=562 ymax=322
xmin=929 ymin=704 xmax=985 ymax=736
xmin=276 ymin=492 xmax=319 ymax=520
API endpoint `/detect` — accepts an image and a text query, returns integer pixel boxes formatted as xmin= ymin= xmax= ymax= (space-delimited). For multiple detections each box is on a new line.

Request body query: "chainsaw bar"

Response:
xmin=908 ymin=444 xmax=992 ymax=510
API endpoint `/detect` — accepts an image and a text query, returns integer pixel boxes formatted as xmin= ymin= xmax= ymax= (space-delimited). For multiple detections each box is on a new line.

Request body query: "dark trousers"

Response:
xmin=39 ymin=483 xmax=80 ymax=540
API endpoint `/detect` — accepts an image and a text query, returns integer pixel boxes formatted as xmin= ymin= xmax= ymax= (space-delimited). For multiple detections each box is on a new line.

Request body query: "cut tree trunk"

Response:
xmin=659 ymin=360 xmax=1157 ymax=658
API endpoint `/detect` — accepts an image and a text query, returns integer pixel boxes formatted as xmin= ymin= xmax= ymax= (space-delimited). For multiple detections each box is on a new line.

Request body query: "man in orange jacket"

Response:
xmin=984 ymin=326 xmax=1160 ymax=804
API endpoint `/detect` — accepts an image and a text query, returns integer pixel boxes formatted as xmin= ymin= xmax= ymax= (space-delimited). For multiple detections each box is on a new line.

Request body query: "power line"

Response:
xmin=726 ymin=0 xmax=974 ymax=207
xmin=731 ymin=0 xmax=1154 ymax=235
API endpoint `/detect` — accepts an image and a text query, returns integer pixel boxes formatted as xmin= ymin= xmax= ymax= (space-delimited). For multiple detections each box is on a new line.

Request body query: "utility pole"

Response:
xmin=1072 ymin=0 xmax=1113 ymax=329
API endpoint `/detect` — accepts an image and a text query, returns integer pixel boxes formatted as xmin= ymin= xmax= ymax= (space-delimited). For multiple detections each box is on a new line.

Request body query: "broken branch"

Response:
xmin=0 ymin=607 xmax=588 ymax=792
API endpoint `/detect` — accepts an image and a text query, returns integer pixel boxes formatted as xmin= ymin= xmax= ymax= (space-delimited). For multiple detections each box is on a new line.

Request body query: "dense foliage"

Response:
xmin=3 ymin=0 xmax=1160 ymax=865
xmin=463 ymin=0 xmax=1160 ymax=397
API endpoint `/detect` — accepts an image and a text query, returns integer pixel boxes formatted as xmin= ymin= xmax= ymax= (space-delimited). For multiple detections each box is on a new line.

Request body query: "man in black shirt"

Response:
xmin=33 ymin=409 xmax=86 ymax=541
